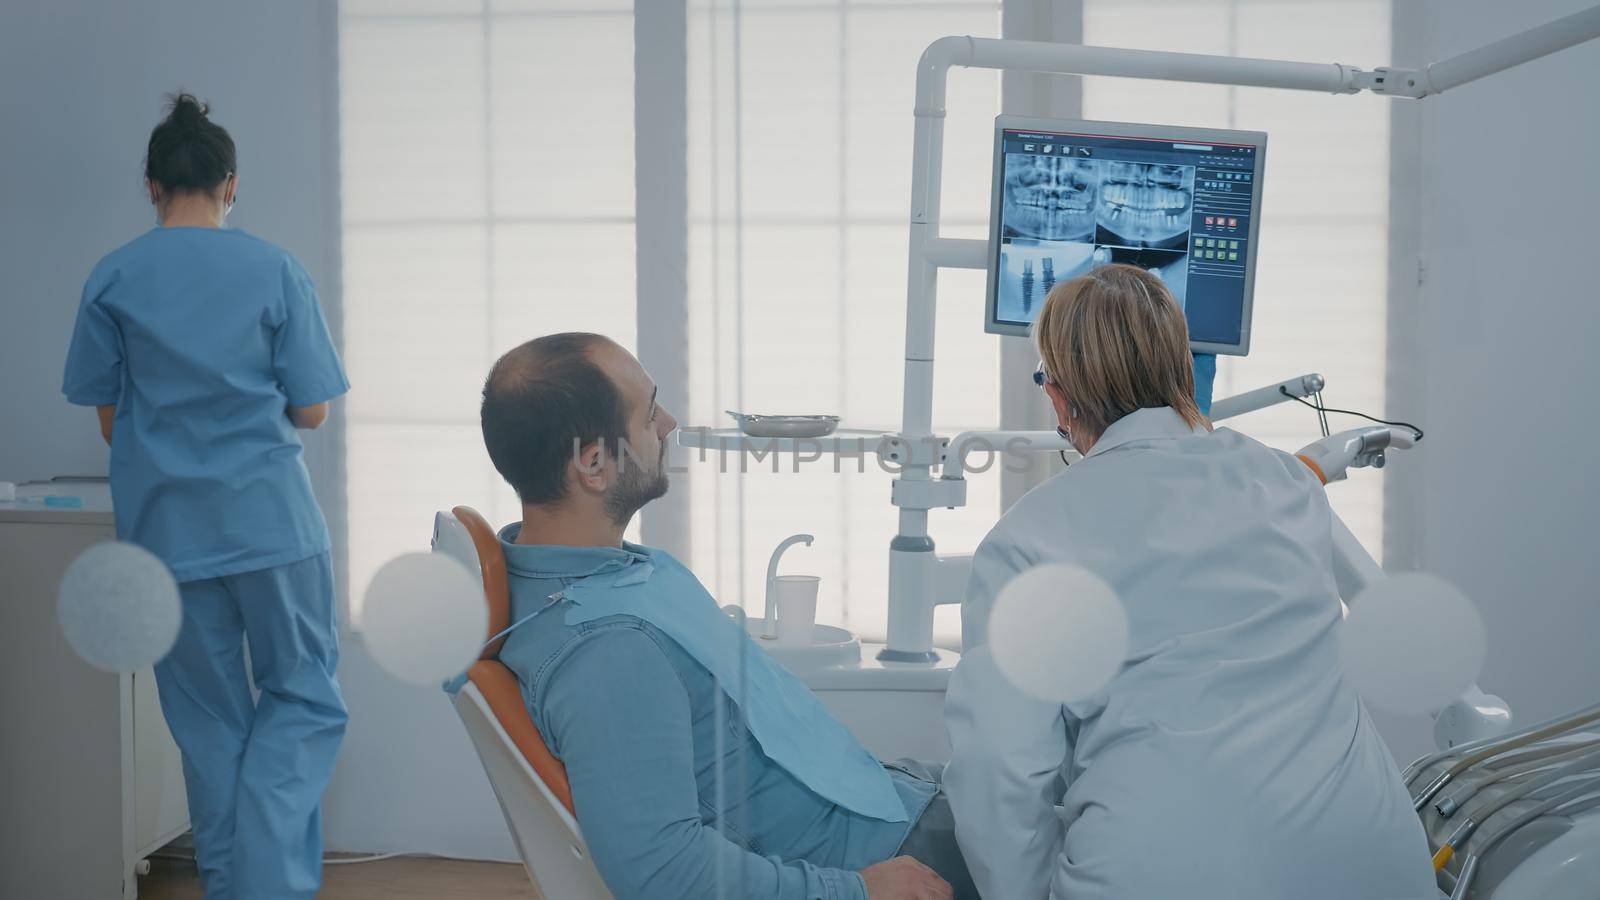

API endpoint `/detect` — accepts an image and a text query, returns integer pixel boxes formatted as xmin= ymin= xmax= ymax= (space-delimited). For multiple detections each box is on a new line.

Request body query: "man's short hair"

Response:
xmin=481 ymin=333 xmax=631 ymax=506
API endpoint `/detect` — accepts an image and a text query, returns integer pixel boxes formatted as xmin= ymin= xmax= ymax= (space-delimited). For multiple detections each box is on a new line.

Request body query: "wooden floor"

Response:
xmin=137 ymin=854 xmax=538 ymax=899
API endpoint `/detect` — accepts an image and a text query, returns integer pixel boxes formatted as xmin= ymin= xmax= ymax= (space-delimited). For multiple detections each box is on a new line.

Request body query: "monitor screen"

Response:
xmin=985 ymin=117 xmax=1267 ymax=355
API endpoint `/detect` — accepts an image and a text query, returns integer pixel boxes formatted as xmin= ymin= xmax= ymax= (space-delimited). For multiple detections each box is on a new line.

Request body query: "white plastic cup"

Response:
xmin=772 ymin=575 xmax=820 ymax=645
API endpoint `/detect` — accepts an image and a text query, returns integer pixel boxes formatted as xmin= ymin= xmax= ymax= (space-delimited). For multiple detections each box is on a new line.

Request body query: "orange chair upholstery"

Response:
xmin=450 ymin=506 xmax=574 ymax=815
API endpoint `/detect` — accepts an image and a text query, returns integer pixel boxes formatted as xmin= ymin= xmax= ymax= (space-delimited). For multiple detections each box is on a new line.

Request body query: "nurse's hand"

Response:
xmin=287 ymin=402 xmax=329 ymax=430
xmin=860 ymin=856 xmax=953 ymax=900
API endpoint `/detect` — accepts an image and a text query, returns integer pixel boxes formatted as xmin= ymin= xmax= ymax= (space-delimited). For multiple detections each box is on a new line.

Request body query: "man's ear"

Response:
xmin=572 ymin=439 xmax=610 ymax=493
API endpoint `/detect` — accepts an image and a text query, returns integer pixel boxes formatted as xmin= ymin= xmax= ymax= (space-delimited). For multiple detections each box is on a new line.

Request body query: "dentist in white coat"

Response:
xmin=943 ymin=264 xmax=1435 ymax=900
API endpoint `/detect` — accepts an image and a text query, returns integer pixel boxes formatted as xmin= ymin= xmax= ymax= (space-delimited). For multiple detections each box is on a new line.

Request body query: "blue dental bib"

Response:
xmin=556 ymin=549 xmax=909 ymax=824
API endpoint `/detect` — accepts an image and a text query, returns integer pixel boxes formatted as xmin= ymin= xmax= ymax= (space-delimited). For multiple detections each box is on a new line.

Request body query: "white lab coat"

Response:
xmin=944 ymin=407 xmax=1436 ymax=900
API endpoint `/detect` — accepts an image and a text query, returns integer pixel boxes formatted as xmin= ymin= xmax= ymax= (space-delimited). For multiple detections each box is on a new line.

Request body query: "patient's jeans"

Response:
xmin=890 ymin=760 xmax=980 ymax=900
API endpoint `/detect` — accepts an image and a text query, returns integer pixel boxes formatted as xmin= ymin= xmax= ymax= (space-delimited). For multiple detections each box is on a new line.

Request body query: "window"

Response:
xmin=339 ymin=0 xmax=636 ymax=617
xmin=336 ymin=0 xmax=1390 ymax=625
xmin=1083 ymin=0 xmax=1392 ymax=558
xmin=684 ymin=1 xmax=1003 ymax=641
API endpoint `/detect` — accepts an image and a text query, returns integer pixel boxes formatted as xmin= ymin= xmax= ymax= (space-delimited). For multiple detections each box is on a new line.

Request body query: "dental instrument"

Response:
xmin=1412 ymin=702 xmax=1600 ymax=812
xmin=1407 ymin=698 xmax=1600 ymax=897
xmin=1433 ymin=739 xmax=1600 ymax=820
xmin=1296 ymin=425 xmax=1417 ymax=485
xmin=1407 ymin=702 xmax=1600 ymax=787
xmin=1430 ymin=745 xmax=1600 ymax=871
xmin=1410 ymin=703 xmax=1600 ymax=805
xmin=727 ymin=411 xmax=842 ymax=439
xmin=1445 ymin=777 xmax=1600 ymax=900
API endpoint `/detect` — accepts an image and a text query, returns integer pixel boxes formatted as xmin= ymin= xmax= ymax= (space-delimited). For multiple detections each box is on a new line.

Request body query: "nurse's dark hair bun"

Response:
xmin=144 ymin=91 xmax=236 ymax=195
xmin=170 ymin=93 xmax=208 ymax=127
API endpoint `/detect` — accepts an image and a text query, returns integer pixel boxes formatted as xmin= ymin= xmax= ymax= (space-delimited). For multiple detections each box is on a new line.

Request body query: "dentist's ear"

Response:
xmin=1043 ymin=379 xmax=1077 ymax=427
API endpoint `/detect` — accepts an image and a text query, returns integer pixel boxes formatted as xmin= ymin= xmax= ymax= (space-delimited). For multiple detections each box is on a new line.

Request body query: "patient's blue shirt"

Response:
xmin=490 ymin=526 xmax=936 ymax=900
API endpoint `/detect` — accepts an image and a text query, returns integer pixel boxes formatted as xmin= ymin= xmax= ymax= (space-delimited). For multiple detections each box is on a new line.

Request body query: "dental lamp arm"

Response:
xmin=1395 ymin=4 xmax=1600 ymax=98
xmin=941 ymin=430 xmax=1073 ymax=481
xmin=1209 ymin=374 xmax=1325 ymax=422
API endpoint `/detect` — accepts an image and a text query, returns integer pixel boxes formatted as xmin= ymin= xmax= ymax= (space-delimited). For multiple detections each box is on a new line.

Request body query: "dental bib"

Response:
xmin=556 ymin=549 xmax=909 ymax=824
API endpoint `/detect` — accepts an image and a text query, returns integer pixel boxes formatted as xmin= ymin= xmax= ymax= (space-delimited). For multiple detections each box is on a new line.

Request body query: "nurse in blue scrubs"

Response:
xmin=62 ymin=93 xmax=348 ymax=900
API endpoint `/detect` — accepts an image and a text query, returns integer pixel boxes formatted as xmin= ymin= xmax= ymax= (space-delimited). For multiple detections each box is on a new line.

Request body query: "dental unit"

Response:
xmin=679 ymin=6 xmax=1600 ymax=764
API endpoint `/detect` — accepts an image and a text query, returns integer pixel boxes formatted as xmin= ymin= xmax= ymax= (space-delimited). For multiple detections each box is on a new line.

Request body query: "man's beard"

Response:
xmin=603 ymin=440 xmax=669 ymax=527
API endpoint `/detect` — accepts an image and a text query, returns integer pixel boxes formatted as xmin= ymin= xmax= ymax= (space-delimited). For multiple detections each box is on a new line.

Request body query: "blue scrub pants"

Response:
xmin=153 ymin=552 xmax=347 ymax=900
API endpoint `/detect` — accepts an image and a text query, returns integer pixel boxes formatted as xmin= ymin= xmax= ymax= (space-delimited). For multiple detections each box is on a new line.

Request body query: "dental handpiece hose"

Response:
xmin=1447 ymin=776 xmax=1600 ymax=900
xmin=1431 ymin=744 xmax=1600 ymax=871
xmin=1405 ymin=699 xmax=1600 ymax=787
xmin=1433 ymin=737 xmax=1600 ymax=819
xmin=1411 ymin=701 xmax=1600 ymax=811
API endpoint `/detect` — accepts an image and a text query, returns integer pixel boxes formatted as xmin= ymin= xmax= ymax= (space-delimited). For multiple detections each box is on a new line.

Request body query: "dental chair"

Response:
xmin=433 ymin=506 xmax=614 ymax=900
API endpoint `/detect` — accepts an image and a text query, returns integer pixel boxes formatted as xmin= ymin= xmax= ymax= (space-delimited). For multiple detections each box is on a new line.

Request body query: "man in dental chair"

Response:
xmin=476 ymin=332 xmax=974 ymax=900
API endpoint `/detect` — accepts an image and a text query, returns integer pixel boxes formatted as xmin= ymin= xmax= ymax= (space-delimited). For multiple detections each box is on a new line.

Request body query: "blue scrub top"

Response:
xmin=62 ymin=227 xmax=349 ymax=582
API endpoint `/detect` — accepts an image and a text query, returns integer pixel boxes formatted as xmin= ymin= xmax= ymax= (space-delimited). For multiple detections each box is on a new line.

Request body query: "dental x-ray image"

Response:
xmin=1104 ymin=246 xmax=1189 ymax=309
xmin=1002 ymin=154 xmax=1100 ymax=242
xmin=1094 ymin=162 xmax=1195 ymax=251
xmin=995 ymin=240 xmax=1103 ymax=324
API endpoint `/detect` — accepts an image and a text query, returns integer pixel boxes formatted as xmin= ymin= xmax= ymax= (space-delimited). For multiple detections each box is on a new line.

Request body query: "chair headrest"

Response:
xmin=450 ymin=506 xmax=512 ymax=660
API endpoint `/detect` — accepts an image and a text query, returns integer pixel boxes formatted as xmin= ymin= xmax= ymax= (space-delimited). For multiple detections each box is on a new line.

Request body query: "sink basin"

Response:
xmin=744 ymin=621 xmax=861 ymax=673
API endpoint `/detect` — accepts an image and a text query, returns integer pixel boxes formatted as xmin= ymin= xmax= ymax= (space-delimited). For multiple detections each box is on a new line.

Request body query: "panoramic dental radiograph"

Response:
xmin=1003 ymin=154 xmax=1100 ymax=242
xmin=1095 ymin=162 xmax=1194 ymax=250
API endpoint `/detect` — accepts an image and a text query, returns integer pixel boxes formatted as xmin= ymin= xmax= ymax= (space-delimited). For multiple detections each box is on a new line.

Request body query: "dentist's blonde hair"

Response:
xmin=1033 ymin=263 xmax=1205 ymax=443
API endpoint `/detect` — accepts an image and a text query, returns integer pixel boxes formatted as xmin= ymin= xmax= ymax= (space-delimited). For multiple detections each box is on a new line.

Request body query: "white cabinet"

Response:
xmin=0 ymin=494 xmax=189 ymax=899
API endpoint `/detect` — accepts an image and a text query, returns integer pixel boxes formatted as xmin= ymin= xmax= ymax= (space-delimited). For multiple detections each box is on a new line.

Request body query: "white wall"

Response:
xmin=1383 ymin=0 xmax=1600 ymax=763
xmin=0 ymin=0 xmax=514 ymax=860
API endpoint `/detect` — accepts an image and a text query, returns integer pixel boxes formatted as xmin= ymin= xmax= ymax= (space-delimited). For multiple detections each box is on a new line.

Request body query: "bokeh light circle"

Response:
xmin=988 ymin=564 xmax=1128 ymax=703
xmin=58 ymin=541 xmax=181 ymax=673
xmin=1339 ymin=572 xmax=1486 ymax=714
xmin=361 ymin=552 xmax=487 ymax=686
